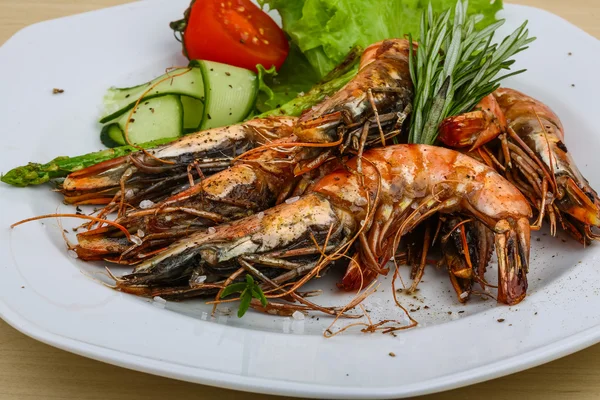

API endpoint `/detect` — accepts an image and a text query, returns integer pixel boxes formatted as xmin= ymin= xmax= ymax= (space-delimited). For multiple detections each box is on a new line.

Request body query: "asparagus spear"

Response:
xmin=1 ymin=138 xmax=174 ymax=187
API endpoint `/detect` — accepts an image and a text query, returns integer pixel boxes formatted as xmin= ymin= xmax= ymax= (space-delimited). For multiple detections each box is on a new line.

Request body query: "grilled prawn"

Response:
xmin=494 ymin=88 xmax=600 ymax=242
xmin=116 ymin=145 xmax=532 ymax=306
xmin=60 ymin=117 xmax=296 ymax=207
xmin=440 ymin=88 xmax=600 ymax=243
xmin=290 ymin=38 xmax=414 ymax=174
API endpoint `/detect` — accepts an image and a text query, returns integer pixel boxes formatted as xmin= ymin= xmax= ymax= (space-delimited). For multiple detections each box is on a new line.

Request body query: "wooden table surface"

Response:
xmin=1 ymin=0 xmax=599 ymax=399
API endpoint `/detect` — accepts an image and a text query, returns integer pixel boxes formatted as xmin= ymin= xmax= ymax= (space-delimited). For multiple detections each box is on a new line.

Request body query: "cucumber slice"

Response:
xmin=101 ymin=95 xmax=183 ymax=147
xmin=197 ymin=60 xmax=258 ymax=130
xmin=100 ymin=68 xmax=203 ymax=123
xmin=100 ymin=124 xmax=126 ymax=148
xmin=181 ymin=96 xmax=204 ymax=133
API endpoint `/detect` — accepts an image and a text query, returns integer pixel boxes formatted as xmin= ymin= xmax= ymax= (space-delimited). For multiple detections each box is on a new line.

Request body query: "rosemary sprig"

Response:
xmin=408 ymin=0 xmax=535 ymax=145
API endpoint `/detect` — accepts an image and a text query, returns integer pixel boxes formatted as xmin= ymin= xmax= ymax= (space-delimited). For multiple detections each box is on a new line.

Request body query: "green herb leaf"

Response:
xmin=222 ymin=274 xmax=269 ymax=318
xmin=220 ymin=282 xmax=247 ymax=298
xmin=251 ymin=287 xmax=269 ymax=307
xmin=238 ymin=289 xmax=253 ymax=318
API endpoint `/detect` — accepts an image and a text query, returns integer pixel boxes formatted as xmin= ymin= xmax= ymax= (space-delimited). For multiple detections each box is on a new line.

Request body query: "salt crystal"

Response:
xmin=130 ymin=235 xmax=142 ymax=246
xmin=208 ymin=227 xmax=217 ymax=234
xmin=153 ymin=296 xmax=167 ymax=304
xmin=285 ymin=196 xmax=300 ymax=204
xmin=125 ymin=189 xmax=135 ymax=199
xmin=292 ymin=320 xmax=305 ymax=334
xmin=257 ymin=212 xmax=265 ymax=219
xmin=67 ymin=250 xmax=79 ymax=259
xmin=137 ymin=229 xmax=145 ymax=238
xmin=292 ymin=311 xmax=305 ymax=320
xmin=360 ymin=220 xmax=366 ymax=226
xmin=139 ymin=200 xmax=155 ymax=209
xmin=193 ymin=275 xmax=207 ymax=284
xmin=165 ymin=216 xmax=172 ymax=221
xmin=459 ymin=292 xmax=469 ymax=299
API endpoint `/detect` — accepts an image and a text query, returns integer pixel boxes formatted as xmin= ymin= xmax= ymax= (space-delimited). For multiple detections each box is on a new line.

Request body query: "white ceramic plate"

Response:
xmin=1 ymin=1 xmax=599 ymax=398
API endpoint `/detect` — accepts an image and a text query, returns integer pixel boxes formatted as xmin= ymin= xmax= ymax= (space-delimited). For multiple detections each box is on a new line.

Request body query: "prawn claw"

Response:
xmin=495 ymin=217 xmax=530 ymax=305
xmin=438 ymin=94 xmax=507 ymax=151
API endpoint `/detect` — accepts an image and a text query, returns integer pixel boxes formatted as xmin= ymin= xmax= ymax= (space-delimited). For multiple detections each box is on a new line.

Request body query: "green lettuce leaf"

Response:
xmin=255 ymin=43 xmax=320 ymax=113
xmin=260 ymin=0 xmax=503 ymax=78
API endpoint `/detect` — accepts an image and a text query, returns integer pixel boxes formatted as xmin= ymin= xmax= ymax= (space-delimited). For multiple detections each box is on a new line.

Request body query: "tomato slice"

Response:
xmin=180 ymin=0 xmax=289 ymax=72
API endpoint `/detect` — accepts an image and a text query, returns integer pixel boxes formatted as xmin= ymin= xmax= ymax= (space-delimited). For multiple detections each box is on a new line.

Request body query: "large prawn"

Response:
xmin=114 ymin=145 xmax=531 ymax=306
xmin=439 ymin=88 xmax=600 ymax=243
xmin=60 ymin=117 xmax=296 ymax=209
xmin=288 ymin=38 xmax=414 ymax=174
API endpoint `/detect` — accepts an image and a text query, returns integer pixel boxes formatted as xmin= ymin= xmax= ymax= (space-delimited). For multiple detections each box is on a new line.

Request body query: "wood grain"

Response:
xmin=0 ymin=1 xmax=599 ymax=399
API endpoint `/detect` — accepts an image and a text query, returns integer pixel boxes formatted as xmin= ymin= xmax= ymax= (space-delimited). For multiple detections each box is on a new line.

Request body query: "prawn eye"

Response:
xmin=556 ymin=141 xmax=568 ymax=153
xmin=585 ymin=191 xmax=596 ymax=203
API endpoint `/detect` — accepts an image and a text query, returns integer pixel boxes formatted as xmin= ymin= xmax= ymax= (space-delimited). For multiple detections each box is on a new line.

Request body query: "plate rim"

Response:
xmin=2 ymin=295 xmax=600 ymax=399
